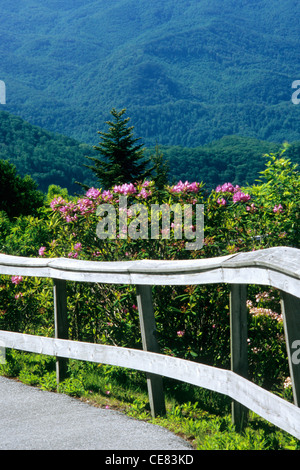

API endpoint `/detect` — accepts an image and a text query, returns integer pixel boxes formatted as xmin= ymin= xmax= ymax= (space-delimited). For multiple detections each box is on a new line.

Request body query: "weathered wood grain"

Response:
xmin=53 ymin=279 xmax=69 ymax=384
xmin=230 ymin=284 xmax=248 ymax=431
xmin=136 ymin=285 xmax=166 ymax=417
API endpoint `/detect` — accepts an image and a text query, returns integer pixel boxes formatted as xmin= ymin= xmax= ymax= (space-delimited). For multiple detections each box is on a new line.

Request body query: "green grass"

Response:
xmin=1 ymin=349 xmax=299 ymax=450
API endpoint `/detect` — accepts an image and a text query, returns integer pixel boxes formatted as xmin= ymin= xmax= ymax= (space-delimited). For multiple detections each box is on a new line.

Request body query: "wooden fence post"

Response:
xmin=230 ymin=284 xmax=248 ymax=431
xmin=53 ymin=278 xmax=69 ymax=385
xmin=281 ymin=292 xmax=300 ymax=407
xmin=136 ymin=284 xmax=166 ymax=417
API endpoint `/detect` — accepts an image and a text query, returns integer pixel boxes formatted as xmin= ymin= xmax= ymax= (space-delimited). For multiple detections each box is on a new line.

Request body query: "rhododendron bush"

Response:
xmin=0 ymin=148 xmax=299 ymax=391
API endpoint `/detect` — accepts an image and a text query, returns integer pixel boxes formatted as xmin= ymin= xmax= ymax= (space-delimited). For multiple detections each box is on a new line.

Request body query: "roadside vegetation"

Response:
xmin=0 ymin=139 xmax=299 ymax=450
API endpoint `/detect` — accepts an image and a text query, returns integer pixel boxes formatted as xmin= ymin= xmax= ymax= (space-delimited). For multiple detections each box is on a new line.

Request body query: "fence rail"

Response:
xmin=0 ymin=246 xmax=299 ymax=440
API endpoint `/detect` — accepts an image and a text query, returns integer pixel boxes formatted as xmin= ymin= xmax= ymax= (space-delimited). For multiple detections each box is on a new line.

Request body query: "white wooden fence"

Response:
xmin=0 ymin=246 xmax=299 ymax=439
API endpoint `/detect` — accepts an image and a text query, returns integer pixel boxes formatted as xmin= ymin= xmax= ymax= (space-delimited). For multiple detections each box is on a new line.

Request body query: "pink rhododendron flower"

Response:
xmin=177 ymin=330 xmax=185 ymax=337
xmin=50 ymin=196 xmax=66 ymax=210
xmin=221 ymin=182 xmax=235 ymax=193
xmin=38 ymin=246 xmax=46 ymax=256
xmin=232 ymin=191 xmax=251 ymax=203
xmin=101 ymin=190 xmax=113 ymax=201
xmin=273 ymin=204 xmax=283 ymax=213
xmin=11 ymin=276 xmax=23 ymax=285
xmin=77 ymin=198 xmax=94 ymax=215
xmin=138 ymin=187 xmax=152 ymax=198
xmin=113 ymin=183 xmax=137 ymax=195
xmin=86 ymin=187 xmax=101 ymax=199
xmin=216 ymin=183 xmax=240 ymax=193
xmin=170 ymin=180 xmax=200 ymax=193
xmin=217 ymin=197 xmax=227 ymax=205
xmin=246 ymin=203 xmax=257 ymax=213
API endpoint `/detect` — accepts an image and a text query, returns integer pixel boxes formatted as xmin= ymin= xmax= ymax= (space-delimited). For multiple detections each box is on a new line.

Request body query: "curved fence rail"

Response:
xmin=0 ymin=246 xmax=300 ymax=440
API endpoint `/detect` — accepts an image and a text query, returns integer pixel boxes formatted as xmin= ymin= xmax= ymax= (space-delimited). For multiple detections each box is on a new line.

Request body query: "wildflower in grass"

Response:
xmin=177 ymin=330 xmax=185 ymax=337
xmin=74 ymin=242 xmax=82 ymax=252
xmin=15 ymin=293 xmax=23 ymax=300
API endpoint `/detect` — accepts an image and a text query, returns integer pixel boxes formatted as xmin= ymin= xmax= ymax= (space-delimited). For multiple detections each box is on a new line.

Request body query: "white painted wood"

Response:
xmin=1 ymin=247 xmax=300 ymax=439
xmin=0 ymin=330 xmax=300 ymax=440
xmin=0 ymin=247 xmax=299 ymax=296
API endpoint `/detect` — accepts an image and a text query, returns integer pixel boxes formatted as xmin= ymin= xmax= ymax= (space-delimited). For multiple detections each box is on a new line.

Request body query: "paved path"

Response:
xmin=0 ymin=376 xmax=193 ymax=450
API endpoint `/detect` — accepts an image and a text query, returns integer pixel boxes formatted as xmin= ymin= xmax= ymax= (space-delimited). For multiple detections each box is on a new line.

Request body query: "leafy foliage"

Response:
xmin=0 ymin=147 xmax=298 ymax=392
xmin=0 ymin=159 xmax=44 ymax=218
xmin=0 ymin=147 xmax=299 ymax=448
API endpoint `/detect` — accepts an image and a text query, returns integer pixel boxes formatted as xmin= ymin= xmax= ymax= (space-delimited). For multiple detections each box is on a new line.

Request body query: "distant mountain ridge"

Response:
xmin=1 ymin=110 xmax=299 ymax=194
xmin=0 ymin=0 xmax=299 ymax=147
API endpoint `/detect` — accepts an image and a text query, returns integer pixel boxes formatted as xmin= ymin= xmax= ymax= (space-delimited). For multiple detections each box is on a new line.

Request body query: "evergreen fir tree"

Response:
xmin=85 ymin=108 xmax=152 ymax=188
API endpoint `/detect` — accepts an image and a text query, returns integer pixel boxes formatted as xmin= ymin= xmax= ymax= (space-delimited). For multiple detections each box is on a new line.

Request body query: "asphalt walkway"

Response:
xmin=0 ymin=376 xmax=193 ymax=450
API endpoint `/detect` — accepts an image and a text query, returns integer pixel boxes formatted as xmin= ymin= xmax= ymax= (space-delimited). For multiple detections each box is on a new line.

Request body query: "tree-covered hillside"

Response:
xmin=1 ymin=110 xmax=300 ymax=194
xmin=0 ymin=110 xmax=98 ymax=193
xmin=0 ymin=0 xmax=299 ymax=147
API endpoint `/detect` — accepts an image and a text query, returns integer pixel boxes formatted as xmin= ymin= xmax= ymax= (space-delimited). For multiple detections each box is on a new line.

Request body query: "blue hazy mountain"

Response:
xmin=0 ymin=0 xmax=300 ymax=147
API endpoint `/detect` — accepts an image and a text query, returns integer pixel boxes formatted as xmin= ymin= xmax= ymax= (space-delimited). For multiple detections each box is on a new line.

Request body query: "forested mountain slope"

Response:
xmin=1 ymin=110 xmax=299 ymax=193
xmin=0 ymin=110 xmax=98 ymax=193
xmin=0 ymin=0 xmax=299 ymax=147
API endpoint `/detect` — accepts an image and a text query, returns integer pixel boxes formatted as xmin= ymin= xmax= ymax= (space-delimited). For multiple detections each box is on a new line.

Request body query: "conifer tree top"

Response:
xmin=85 ymin=108 xmax=152 ymax=189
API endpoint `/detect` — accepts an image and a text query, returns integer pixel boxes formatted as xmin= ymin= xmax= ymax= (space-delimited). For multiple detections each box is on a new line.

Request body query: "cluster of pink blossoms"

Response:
xmin=169 ymin=180 xmax=200 ymax=194
xmin=273 ymin=204 xmax=283 ymax=213
xmin=50 ymin=195 xmax=97 ymax=222
xmin=113 ymin=181 xmax=153 ymax=199
xmin=39 ymin=246 xmax=46 ymax=256
xmin=85 ymin=188 xmax=101 ymax=199
xmin=232 ymin=191 xmax=251 ymax=203
xmin=216 ymin=182 xmax=239 ymax=193
xmin=11 ymin=275 xmax=23 ymax=285
xmin=50 ymin=182 xmax=156 ymax=223
xmin=68 ymin=242 xmax=82 ymax=259
xmin=216 ymin=182 xmax=251 ymax=204
xmin=113 ymin=183 xmax=137 ymax=195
